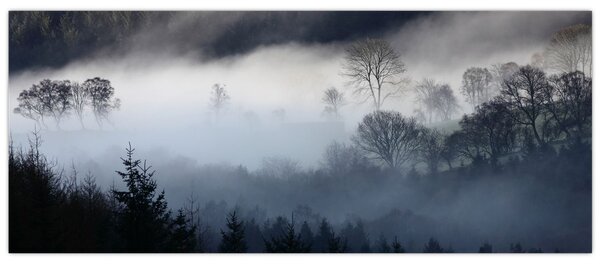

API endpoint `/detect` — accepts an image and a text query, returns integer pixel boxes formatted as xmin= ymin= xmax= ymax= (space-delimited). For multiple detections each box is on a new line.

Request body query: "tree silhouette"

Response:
xmin=462 ymin=67 xmax=493 ymax=111
xmin=391 ymin=236 xmax=405 ymax=253
xmin=167 ymin=209 xmax=197 ymax=252
xmin=544 ymin=24 xmax=591 ymax=76
xmin=353 ymin=111 xmax=424 ymax=168
xmin=342 ymin=38 xmax=408 ymax=110
xmin=84 ymin=77 xmax=120 ymax=129
xmin=321 ymin=87 xmax=346 ymax=120
xmin=264 ymin=217 xmax=310 ymax=253
xmin=112 ymin=143 xmax=171 ymax=252
xmin=219 ymin=210 xmax=248 ymax=253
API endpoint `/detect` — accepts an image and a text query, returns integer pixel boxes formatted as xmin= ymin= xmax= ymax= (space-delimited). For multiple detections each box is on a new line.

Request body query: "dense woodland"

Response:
xmin=8 ymin=12 xmax=592 ymax=253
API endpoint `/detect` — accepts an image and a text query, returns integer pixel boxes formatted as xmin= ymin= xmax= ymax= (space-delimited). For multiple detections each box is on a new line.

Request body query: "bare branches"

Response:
xmin=342 ymin=38 xmax=408 ymax=110
xmin=544 ymin=24 xmax=592 ymax=76
xmin=321 ymin=87 xmax=346 ymax=120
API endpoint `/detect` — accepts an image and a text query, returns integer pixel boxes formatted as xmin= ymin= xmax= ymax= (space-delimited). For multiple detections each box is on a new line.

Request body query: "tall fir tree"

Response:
xmin=112 ymin=143 xmax=171 ymax=252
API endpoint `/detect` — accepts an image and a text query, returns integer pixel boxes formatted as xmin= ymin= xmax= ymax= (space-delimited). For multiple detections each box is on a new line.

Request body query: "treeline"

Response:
xmin=9 ymin=125 xmax=590 ymax=252
xmin=14 ymin=77 xmax=120 ymax=130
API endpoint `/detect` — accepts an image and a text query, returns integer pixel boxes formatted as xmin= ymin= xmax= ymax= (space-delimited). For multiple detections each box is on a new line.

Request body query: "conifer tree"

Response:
xmin=219 ymin=210 xmax=247 ymax=253
xmin=167 ymin=209 xmax=197 ymax=252
xmin=391 ymin=236 xmax=405 ymax=253
xmin=112 ymin=143 xmax=171 ymax=252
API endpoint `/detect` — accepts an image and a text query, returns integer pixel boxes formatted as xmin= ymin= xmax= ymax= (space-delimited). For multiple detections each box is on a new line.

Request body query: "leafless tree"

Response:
xmin=500 ymin=65 xmax=552 ymax=146
xmin=414 ymin=79 xmax=459 ymax=123
xmin=418 ymin=128 xmax=445 ymax=175
xmin=84 ymin=77 xmax=120 ymax=129
xmin=321 ymin=87 xmax=346 ymax=120
xmin=353 ymin=111 xmax=424 ymax=169
xmin=342 ymin=38 xmax=408 ymax=110
xmin=545 ymin=71 xmax=592 ymax=141
xmin=414 ymin=78 xmax=438 ymax=123
xmin=71 ymin=82 xmax=90 ymax=129
xmin=490 ymin=62 xmax=519 ymax=96
xmin=461 ymin=67 xmax=493 ymax=111
xmin=321 ymin=141 xmax=369 ymax=175
xmin=209 ymin=83 xmax=230 ymax=118
xmin=434 ymin=84 xmax=460 ymax=121
xmin=544 ymin=24 xmax=592 ymax=76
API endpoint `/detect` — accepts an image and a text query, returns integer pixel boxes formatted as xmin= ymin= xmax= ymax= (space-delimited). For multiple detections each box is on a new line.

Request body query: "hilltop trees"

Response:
xmin=14 ymin=77 xmax=120 ymax=130
xmin=544 ymin=24 xmax=592 ymax=76
xmin=342 ymin=38 xmax=408 ymax=110
xmin=353 ymin=111 xmax=424 ymax=169
xmin=414 ymin=78 xmax=460 ymax=123
xmin=461 ymin=67 xmax=493 ymax=111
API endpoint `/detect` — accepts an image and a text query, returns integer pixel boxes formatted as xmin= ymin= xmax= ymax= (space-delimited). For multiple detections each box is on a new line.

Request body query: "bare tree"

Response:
xmin=545 ymin=71 xmax=592 ymax=142
xmin=321 ymin=87 xmax=346 ymax=120
xmin=209 ymin=83 xmax=230 ymax=118
xmin=500 ymin=65 xmax=552 ymax=146
xmin=544 ymin=24 xmax=592 ymax=76
xmin=490 ymin=62 xmax=519 ymax=96
xmin=414 ymin=78 xmax=438 ymax=123
xmin=418 ymin=128 xmax=445 ymax=175
xmin=84 ymin=77 xmax=120 ymax=129
xmin=434 ymin=84 xmax=460 ymax=121
xmin=353 ymin=111 xmax=424 ymax=169
xmin=71 ymin=82 xmax=90 ymax=129
xmin=461 ymin=67 xmax=493 ymax=111
xmin=415 ymin=79 xmax=459 ymax=123
xmin=342 ymin=38 xmax=408 ymax=110
xmin=460 ymin=98 xmax=518 ymax=166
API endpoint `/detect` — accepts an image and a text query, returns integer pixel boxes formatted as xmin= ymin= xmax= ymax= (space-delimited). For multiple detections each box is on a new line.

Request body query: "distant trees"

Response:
xmin=342 ymin=38 xmax=408 ymax=110
xmin=353 ymin=111 xmax=424 ymax=169
xmin=321 ymin=87 xmax=346 ymax=120
xmin=423 ymin=237 xmax=444 ymax=253
xmin=321 ymin=141 xmax=370 ymax=176
xmin=544 ymin=24 xmax=592 ymax=76
xmin=461 ymin=67 xmax=493 ymax=110
xmin=313 ymin=219 xmax=347 ymax=253
xmin=479 ymin=242 xmax=493 ymax=253
xmin=219 ymin=210 xmax=247 ymax=253
xmin=14 ymin=77 xmax=120 ymax=130
xmin=414 ymin=78 xmax=459 ymax=123
xmin=209 ymin=83 xmax=230 ymax=119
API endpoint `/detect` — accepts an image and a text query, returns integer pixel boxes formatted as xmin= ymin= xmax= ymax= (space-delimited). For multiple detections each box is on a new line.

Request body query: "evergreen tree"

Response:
xmin=299 ymin=221 xmax=314 ymax=249
xmin=510 ymin=242 xmax=525 ymax=253
xmin=264 ymin=218 xmax=311 ymax=253
xmin=377 ymin=234 xmax=391 ymax=253
xmin=219 ymin=210 xmax=247 ymax=253
xmin=166 ymin=209 xmax=197 ymax=252
xmin=112 ymin=143 xmax=171 ymax=252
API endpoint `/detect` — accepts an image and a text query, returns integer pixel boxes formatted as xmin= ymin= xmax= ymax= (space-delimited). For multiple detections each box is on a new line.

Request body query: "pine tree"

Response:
xmin=299 ymin=221 xmax=314 ymax=249
xmin=264 ymin=217 xmax=310 ymax=253
xmin=377 ymin=234 xmax=391 ymax=253
xmin=219 ymin=210 xmax=247 ymax=253
xmin=167 ymin=209 xmax=197 ymax=252
xmin=112 ymin=143 xmax=171 ymax=252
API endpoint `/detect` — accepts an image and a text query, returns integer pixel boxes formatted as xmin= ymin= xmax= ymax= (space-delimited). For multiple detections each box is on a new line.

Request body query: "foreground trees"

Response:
xmin=342 ymin=38 xmax=408 ymax=110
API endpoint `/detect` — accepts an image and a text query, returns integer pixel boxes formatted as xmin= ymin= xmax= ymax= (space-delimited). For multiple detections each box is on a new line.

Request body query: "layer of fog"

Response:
xmin=7 ymin=12 xmax=591 ymax=243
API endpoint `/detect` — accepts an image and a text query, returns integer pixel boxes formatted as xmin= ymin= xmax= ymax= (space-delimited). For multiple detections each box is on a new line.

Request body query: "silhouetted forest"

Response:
xmin=8 ymin=11 xmax=592 ymax=253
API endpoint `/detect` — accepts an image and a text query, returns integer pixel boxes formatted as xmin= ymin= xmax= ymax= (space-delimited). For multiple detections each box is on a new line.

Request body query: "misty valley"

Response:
xmin=7 ymin=11 xmax=592 ymax=253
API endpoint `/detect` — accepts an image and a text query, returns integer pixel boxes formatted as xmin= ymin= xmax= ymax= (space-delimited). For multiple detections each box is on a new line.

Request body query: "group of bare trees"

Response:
xmin=14 ymin=77 xmax=120 ymax=130
xmin=414 ymin=79 xmax=460 ymax=123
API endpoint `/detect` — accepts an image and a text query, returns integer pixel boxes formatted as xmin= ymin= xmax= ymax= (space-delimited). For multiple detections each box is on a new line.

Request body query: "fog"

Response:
xmin=8 ymin=11 xmax=592 ymax=252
